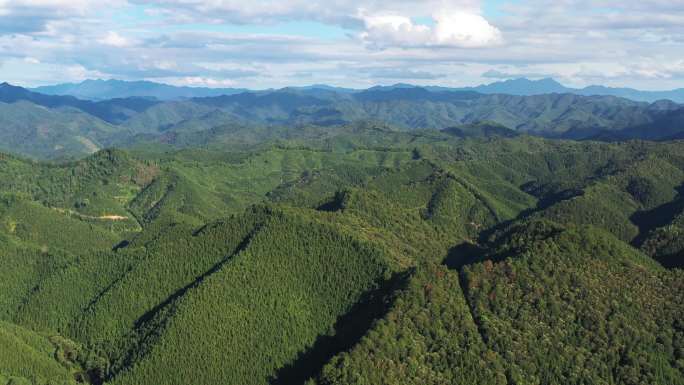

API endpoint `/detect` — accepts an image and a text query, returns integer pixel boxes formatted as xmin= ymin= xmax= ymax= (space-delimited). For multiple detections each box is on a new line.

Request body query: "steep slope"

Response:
xmin=461 ymin=221 xmax=684 ymax=385
xmin=613 ymin=107 xmax=684 ymax=141
xmin=315 ymin=220 xmax=684 ymax=385
xmin=0 ymin=195 xmax=121 ymax=253
xmin=0 ymin=101 xmax=123 ymax=159
xmin=0 ymin=321 xmax=78 ymax=385
xmin=0 ymin=83 xmax=158 ymax=124
xmin=0 ymin=149 xmax=152 ymax=232
xmin=0 ymin=136 xmax=683 ymax=385
xmin=315 ymin=264 xmax=507 ymax=385
xmin=105 ymin=209 xmax=393 ymax=385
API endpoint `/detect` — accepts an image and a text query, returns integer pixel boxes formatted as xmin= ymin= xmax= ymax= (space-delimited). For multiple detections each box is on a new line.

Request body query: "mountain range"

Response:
xmin=1 ymin=81 xmax=683 ymax=159
xmin=461 ymin=77 xmax=684 ymax=103
xmin=1 ymin=75 xmax=684 ymax=385
xmin=0 ymin=131 xmax=682 ymax=385
xmin=32 ymin=79 xmax=248 ymax=101
xmin=30 ymin=77 xmax=684 ymax=103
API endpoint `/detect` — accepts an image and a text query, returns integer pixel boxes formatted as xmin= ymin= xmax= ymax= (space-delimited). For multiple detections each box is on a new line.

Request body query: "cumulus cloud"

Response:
xmin=133 ymin=0 xmax=501 ymax=49
xmin=359 ymin=14 xmax=431 ymax=48
xmin=433 ymin=12 xmax=502 ymax=47
xmin=1 ymin=0 xmax=684 ymax=90
xmin=359 ymin=10 xmax=502 ymax=49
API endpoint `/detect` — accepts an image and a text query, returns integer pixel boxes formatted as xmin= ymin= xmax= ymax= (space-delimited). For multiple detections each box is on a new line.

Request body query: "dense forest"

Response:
xmin=0 ymin=123 xmax=682 ymax=385
xmin=2 ymin=82 xmax=684 ymax=160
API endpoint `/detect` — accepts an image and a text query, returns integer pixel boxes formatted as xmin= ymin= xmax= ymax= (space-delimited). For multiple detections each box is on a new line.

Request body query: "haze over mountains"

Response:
xmin=32 ymin=80 xmax=248 ymax=101
xmin=3 ymin=60 xmax=684 ymax=385
xmin=1 ymin=80 xmax=683 ymax=160
xmin=460 ymin=78 xmax=684 ymax=103
xmin=4 ymin=0 xmax=684 ymax=383
xmin=32 ymin=78 xmax=684 ymax=103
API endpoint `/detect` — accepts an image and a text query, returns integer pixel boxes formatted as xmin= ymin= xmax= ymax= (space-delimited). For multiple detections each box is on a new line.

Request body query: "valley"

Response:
xmin=0 ymin=130 xmax=682 ymax=385
xmin=1 ymin=82 xmax=684 ymax=160
xmin=3 ymin=0 xmax=684 ymax=383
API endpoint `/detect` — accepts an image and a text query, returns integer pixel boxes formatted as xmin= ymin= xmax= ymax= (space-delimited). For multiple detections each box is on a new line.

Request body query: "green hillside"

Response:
xmin=0 ymin=101 xmax=123 ymax=159
xmin=0 ymin=133 xmax=683 ymax=385
xmin=1 ymin=83 xmax=683 ymax=159
xmin=0 ymin=320 xmax=99 ymax=385
xmin=460 ymin=221 xmax=684 ymax=385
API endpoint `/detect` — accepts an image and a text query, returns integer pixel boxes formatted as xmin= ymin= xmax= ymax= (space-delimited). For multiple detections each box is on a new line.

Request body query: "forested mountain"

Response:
xmin=0 ymin=129 xmax=683 ymax=384
xmin=455 ymin=78 xmax=684 ymax=103
xmin=0 ymin=83 xmax=159 ymax=124
xmin=31 ymin=79 xmax=248 ymax=101
xmin=0 ymin=82 xmax=682 ymax=159
xmin=460 ymin=77 xmax=571 ymax=95
xmin=33 ymin=78 xmax=684 ymax=103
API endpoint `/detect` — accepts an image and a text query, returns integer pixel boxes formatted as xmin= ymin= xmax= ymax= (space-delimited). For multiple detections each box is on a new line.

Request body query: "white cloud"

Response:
xmin=359 ymin=9 xmax=501 ymax=49
xmin=0 ymin=0 xmax=125 ymax=34
xmin=2 ymin=0 xmax=684 ymax=90
xmin=0 ymin=0 xmax=89 ymax=13
xmin=175 ymin=76 xmax=237 ymax=87
xmin=359 ymin=14 xmax=431 ymax=48
xmin=99 ymin=31 xmax=130 ymax=47
xmin=132 ymin=0 xmax=483 ymax=26
xmin=64 ymin=64 xmax=108 ymax=80
xmin=433 ymin=12 xmax=502 ymax=47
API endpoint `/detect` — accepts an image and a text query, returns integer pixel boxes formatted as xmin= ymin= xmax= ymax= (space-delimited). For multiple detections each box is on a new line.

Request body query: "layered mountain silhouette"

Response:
xmin=459 ymin=77 xmax=684 ymax=103
xmin=0 ymin=81 xmax=682 ymax=159
xmin=30 ymin=77 xmax=684 ymax=103
xmin=32 ymin=79 xmax=248 ymax=101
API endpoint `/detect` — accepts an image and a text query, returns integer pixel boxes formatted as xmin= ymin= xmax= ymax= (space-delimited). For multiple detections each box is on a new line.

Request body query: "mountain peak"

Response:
xmin=538 ymin=77 xmax=564 ymax=85
xmin=472 ymin=77 xmax=570 ymax=96
xmin=0 ymin=82 xmax=27 ymax=94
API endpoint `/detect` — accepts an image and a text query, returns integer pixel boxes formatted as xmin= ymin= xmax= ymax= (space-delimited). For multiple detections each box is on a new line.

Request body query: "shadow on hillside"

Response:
xmin=268 ymin=270 xmax=412 ymax=385
xmin=630 ymin=197 xmax=684 ymax=246
xmin=443 ymin=242 xmax=488 ymax=270
xmin=316 ymin=191 xmax=346 ymax=213
xmin=112 ymin=240 xmax=130 ymax=251
xmin=471 ymin=186 xmax=583 ymax=248
xmin=106 ymin=226 xmax=261 ymax=382
xmin=653 ymin=252 xmax=684 ymax=269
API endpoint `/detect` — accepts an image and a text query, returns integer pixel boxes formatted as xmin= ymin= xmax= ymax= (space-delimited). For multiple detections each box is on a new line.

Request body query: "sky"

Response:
xmin=1 ymin=0 xmax=683 ymax=90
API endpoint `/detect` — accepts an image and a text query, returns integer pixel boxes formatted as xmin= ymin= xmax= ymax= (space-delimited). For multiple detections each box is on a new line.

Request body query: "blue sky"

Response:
xmin=1 ymin=1 xmax=683 ymax=90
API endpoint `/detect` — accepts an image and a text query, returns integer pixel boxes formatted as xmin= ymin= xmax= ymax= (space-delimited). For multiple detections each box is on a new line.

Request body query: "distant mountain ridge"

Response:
xmin=1 ymin=81 xmax=683 ymax=159
xmin=461 ymin=78 xmax=569 ymax=95
xmin=0 ymin=82 xmax=159 ymax=123
xmin=29 ymin=78 xmax=684 ymax=103
xmin=32 ymin=79 xmax=248 ymax=101
xmin=458 ymin=78 xmax=684 ymax=103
